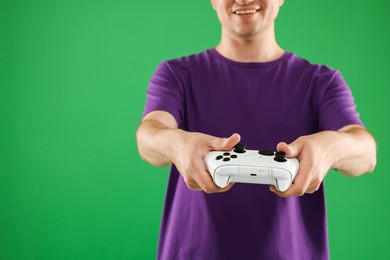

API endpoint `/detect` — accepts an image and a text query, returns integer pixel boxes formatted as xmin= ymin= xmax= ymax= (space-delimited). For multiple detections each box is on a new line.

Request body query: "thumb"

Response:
xmin=211 ymin=133 xmax=241 ymax=151
xmin=276 ymin=141 xmax=300 ymax=158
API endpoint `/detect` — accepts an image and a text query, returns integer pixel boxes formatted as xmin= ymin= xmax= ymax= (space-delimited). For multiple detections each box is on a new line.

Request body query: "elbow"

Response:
xmin=354 ymin=152 xmax=377 ymax=177
xmin=136 ymin=140 xmax=171 ymax=168
xmin=337 ymin=154 xmax=377 ymax=177
xmin=139 ymin=151 xmax=170 ymax=167
xmin=365 ymin=137 xmax=377 ymax=174
xmin=365 ymin=154 xmax=377 ymax=174
xmin=357 ymin=133 xmax=377 ymax=175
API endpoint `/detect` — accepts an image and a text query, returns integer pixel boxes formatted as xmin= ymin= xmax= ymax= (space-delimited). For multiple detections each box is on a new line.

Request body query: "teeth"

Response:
xmin=235 ymin=9 xmax=258 ymax=15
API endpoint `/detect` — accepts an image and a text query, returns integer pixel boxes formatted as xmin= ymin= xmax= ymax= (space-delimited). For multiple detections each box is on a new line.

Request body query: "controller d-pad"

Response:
xmin=230 ymin=155 xmax=237 ymax=159
xmin=223 ymin=158 xmax=230 ymax=162
xmin=216 ymin=155 xmax=223 ymax=160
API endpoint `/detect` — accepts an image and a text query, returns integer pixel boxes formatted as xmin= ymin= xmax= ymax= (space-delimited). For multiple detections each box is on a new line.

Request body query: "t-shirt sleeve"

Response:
xmin=318 ymin=70 xmax=363 ymax=131
xmin=142 ymin=61 xmax=184 ymax=127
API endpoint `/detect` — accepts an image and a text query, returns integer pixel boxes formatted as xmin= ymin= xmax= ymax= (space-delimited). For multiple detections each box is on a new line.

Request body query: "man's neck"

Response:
xmin=215 ymin=26 xmax=284 ymax=63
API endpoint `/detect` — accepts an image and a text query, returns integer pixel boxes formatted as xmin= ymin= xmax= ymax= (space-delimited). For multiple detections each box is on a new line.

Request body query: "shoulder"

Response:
xmin=161 ymin=49 xmax=213 ymax=73
xmin=153 ymin=49 xmax=214 ymax=87
xmin=288 ymin=53 xmax=342 ymax=84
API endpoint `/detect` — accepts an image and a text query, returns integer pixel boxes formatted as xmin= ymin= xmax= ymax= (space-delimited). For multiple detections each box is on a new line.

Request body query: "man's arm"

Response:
xmin=271 ymin=125 xmax=377 ymax=197
xmin=136 ymin=110 xmax=241 ymax=193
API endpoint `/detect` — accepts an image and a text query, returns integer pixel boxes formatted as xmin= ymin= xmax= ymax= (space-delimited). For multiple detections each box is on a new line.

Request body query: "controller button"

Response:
xmin=274 ymin=152 xmax=287 ymax=162
xmin=234 ymin=143 xmax=246 ymax=153
xmin=258 ymin=150 xmax=274 ymax=156
xmin=216 ymin=155 xmax=223 ymax=160
xmin=223 ymin=152 xmax=230 ymax=156
xmin=230 ymin=155 xmax=237 ymax=159
xmin=223 ymin=158 xmax=230 ymax=162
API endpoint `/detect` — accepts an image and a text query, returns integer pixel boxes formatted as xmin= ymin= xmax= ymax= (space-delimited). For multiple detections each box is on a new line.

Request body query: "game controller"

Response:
xmin=204 ymin=143 xmax=299 ymax=192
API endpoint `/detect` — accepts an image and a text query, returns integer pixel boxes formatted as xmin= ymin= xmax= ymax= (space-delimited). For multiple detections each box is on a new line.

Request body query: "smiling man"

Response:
xmin=136 ymin=0 xmax=376 ymax=259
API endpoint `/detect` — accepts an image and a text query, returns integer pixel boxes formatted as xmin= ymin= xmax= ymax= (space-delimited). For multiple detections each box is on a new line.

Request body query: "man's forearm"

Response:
xmin=136 ymin=119 xmax=182 ymax=167
xmin=332 ymin=126 xmax=376 ymax=176
xmin=272 ymin=125 xmax=377 ymax=197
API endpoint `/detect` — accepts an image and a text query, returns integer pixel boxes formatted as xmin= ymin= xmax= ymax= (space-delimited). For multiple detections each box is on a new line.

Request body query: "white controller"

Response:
xmin=204 ymin=143 xmax=299 ymax=192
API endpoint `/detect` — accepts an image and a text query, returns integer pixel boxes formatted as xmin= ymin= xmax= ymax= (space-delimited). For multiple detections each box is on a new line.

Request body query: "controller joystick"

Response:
xmin=274 ymin=152 xmax=287 ymax=162
xmin=233 ymin=143 xmax=246 ymax=153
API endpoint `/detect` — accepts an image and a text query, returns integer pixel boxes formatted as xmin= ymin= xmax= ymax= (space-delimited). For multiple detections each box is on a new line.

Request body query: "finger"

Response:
xmin=192 ymin=158 xmax=225 ymax=193
xmin=269 ymin=160 xmax=312 ymax=197
xmin=197 ymin=158 xmax=236 ymax=193
xmin=182 ymin=174 xmax=203 ymax=191
xmin=179 ymin=160 xmax=205 ymax=191
xmin=186 ymin=181 xmax=203 ymax=191
xmin=217 ymin=182 xmax=235 ymax=193
xmin=277 ymin=141 xmax=300 ymax=158
xmin=210 ymin=133 xmax=241 ymax=151
xmin=221 ymin=133 xmax=241 ymax=150
xmin=305 ymin=167 xmax=325 ymax=194
xmin=195 ymin=171 xmax=230 ymax=193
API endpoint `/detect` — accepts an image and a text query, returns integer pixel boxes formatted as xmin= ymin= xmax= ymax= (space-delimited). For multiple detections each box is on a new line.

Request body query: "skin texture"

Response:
xmin=136 ymin=0 xmax=377 ymax=196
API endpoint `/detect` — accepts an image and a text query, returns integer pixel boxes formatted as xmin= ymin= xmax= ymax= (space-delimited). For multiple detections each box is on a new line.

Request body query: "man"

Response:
xmin=136 ymin=0 xmax=377 ymax=259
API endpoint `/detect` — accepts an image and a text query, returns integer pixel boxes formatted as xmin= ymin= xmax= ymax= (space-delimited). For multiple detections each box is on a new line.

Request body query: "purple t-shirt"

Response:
xmin=143 ymin=49 xmax=362 ymax=260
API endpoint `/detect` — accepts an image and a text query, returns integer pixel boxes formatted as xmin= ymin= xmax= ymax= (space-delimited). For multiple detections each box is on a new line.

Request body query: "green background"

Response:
xmin=1 ymin=0 xmax=388 ymax=259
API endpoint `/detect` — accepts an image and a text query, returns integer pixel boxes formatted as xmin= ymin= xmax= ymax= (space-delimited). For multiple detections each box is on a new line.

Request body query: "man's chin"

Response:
xmin=232 ymin=24 xmax=271 ymax=39
xmin=234 ymin=30 xmax=260 ymax=39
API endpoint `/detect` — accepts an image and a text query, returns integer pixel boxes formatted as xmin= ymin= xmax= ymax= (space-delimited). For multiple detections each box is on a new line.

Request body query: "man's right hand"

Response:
xmin=168 ymin=130 xmax=241 ymax=193
xmin=136 ymin=110 xmax=240 ymax=193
